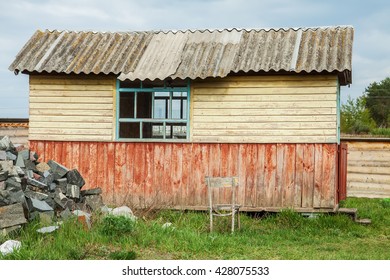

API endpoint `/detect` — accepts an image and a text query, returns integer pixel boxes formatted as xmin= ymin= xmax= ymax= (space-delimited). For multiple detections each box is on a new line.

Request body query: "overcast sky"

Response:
xmin=1 ymin=0 xmax=389 ymax=118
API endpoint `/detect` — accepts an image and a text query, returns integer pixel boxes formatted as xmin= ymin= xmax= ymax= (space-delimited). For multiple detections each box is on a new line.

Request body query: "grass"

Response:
xmin=1 ymin=197 xmax=389 ymax=260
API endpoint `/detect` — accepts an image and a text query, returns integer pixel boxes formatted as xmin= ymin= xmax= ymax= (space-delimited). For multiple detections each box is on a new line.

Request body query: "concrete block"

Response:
xmin=85 ymin=195 xmax=104 ymax=211
xmin=0 ymin=203 xmax=27 ymax=229
xmin=36 ymin=162 xmax=51 ymax=173
xmin=27 ymin=178 xmax=47 ymax=190
xmin=15 ymin=154 xmax=25 ymax=168
xmin=66 ymin=184 xmax=80 ymax=199
xmin=5 ymin=177 xmax=22 ymax=191
xmin=47 ymin=160 xmax=69 ymax=178
xmin=18 ymin=149 xmax=30 ymax=160
xmin=0 ymin=171 xmax=8 ymax=182
xmin=0 ymin=136 xmax=14 ymax=151
xmin=66 ymin=169 xmax=85 ymax=188
xmin=81 ymin=187 xmax=102 ymax=196
xmin=24 ymin=189 xmax=49 ymax=200
xmin=0 ymin=151 xmax=6 ymax=161
xmin=30 ymin=197 xmax=54 ymax=212
xmin=5 ymin=151 xmax=17 ymax=161
xmin=24 ymin=160 xmax=38 ymax=172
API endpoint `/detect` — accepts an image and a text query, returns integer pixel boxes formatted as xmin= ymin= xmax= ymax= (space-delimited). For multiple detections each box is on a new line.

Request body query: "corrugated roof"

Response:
xmin=9 ymin=26 xmax=353 ymax=84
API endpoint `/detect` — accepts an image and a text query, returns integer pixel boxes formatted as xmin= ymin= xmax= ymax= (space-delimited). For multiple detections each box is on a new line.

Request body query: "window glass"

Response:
xmin=120 ymin=93 xmax=134 ymax=118
xmin=119 ymin=122 xmax=139 ymax=138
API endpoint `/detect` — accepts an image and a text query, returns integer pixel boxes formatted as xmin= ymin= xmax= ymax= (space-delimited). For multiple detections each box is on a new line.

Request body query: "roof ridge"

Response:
xmin=41 ymin=25 xmax=353 ymax=35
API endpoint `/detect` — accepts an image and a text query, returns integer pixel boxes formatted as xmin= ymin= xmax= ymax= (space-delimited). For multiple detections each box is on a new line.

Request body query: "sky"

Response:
xmin=0 ymin=0 xmax=389 ymax=118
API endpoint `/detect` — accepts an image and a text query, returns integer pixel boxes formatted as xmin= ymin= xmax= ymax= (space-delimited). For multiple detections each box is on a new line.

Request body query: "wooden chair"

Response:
xmin=206 ymin=176 xmax=241 ymax=233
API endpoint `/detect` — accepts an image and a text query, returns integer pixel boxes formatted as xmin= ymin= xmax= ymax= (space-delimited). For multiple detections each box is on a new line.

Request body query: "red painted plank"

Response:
xmin=153 ymin=143 xmax=165 ymax=205
xmin=96 ymin=143 xmax=109 ymax=204
xmin=199 ymin=144 xmax=210 ymax=206
xmin=181 ymin=143 xmax=191 ymax=207
xmin=275 ymin=144 xmax=285 ymax=207
xmin=294 ymin=144 xmax=304 ymax=207
xmin=79 ymin=142 xmax=90 ymax=189
xmin=302 ymin=144 xmax=315 ymax=208
xmin=114 ymin=142 xmax=127 ymax=205
xmin=106 ymin=142 xmax=115 ymax=205
xmin=71 ymin=142 xmax=80 ymax=170
xmin=171 ymin=144 xmax=183 ymax=207
xmin=264 ymin=144 xmax=277 ymax=207
xmin=162 ymin=144 xmax=172 ymax=206
xmin=256 ymin=144 xmax=266 ymax=207
xmin=144 ymin=143 xmax=155 ymax=208
xmin=88 ymin=142 xmax=98 ymax=189
xmin=321 ymin=144 xmax=337 ymax=208
xmin=282 ymin=144 xmax=296 ymax=207
xmin=313 ymin=144 xmax=323 ymax=208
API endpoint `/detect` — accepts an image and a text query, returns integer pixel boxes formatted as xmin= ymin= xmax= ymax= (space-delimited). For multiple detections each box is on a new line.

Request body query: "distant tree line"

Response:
xmin=341 ymin=77 xmax=390 ymax=136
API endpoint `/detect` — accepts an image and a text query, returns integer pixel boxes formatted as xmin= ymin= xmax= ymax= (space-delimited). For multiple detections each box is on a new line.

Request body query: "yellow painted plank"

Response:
xmin=193 ymin=115 xmax=337 ymax=123
xmin=195 ymin=75 xmax=337 ymax=83
xmin=30 ymin=109 xmax=113 ymax=116
xmin=194 ymin=108 xmax=336 ymax=116
xmin=347 ymin=173 xmax=390 ymax=184
xmin=30 ymin=103 xmax=113 ymax=110
xmin=193 ymin=87 xmax=336 ymax=95
xmin=29 ymin=133 xmax=112 ymax=142
xmin=193 ymin=122 xmax=336 ymax=130
xmin=348 ymin=150 xmax=390 ymax=161
xmin=193 ymin=80 xmax=337 ymax=88
xmin=192 ymin=135 xmax=337 ymax=143
xmin=30 ymin=77 xmax=114 ymax=86
xmin=193 ymin=129 xmax=336 ymax=137
xmin=193 ymin=94 xmax=336 ymax=102
xmin=29 ymin=122 xmax=112 ymax=129
xmin=346 ymin=142 xmax=390 ymax=151
xmin=29 ymin=128 xmax=112 ymax=136
xmin=30 ymin=90 xmax=113 ymax=97
xmin=348 ymin=166 xmax=390 ymax=175
xmin=30 ymin=84 xmax=113 ymax=91
xmin=30 ymin=96 xmax=113 ymax=104
xmin=193 ymin=101 xmax=336 ymax=109
xmin=29 ymin=115 xmax=113 ymax=123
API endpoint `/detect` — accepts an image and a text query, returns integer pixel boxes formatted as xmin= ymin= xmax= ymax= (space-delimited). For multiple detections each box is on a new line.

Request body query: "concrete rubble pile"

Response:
xmin=0 ymin=135 xmax=105 ymax=235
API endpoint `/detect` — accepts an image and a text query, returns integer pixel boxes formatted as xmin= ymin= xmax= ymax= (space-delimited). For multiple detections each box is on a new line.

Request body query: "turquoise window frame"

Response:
xmin=116 ymin=79 xmax=191 ymax=142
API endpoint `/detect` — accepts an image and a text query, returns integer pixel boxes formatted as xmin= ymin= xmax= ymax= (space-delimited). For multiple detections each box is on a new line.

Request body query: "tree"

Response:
xmin=364 ymin=77 xmax=390 ymax=128
xmin=340 ymin=95 xmax=375 ymax=134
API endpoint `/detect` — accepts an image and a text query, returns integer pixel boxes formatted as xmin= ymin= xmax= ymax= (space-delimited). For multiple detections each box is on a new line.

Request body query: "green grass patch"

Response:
xmin=1 ymin=198 xmax=389 ymax=260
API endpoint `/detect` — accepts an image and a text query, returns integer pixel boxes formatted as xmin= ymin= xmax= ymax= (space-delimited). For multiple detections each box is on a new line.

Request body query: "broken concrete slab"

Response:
xmin=54 ymin=191 xmax=68 ymax=209
xmin=0 ymin=171 xmax=8 ymax=181
xmin=111 ymin=206 xmax=136 ymax=221
xmin=18 ymin=149 xmax=30 ymax=160
xmin=0 ymin=151 xmax=6 ymax=161
xmin=15 ymin=154 xmax=26 ymax=168
xmin=0 ymin=181 xmax=5 ymax=191
xmin=24 ymin=189 xmax=49 ymax=201
xmin=5 ymin=151 xmax=17 ymax=161
xmin=36 ymin=225 xmax=59 ymax=234
xmin=0 ymin=240 xmax=21 ymax=256
xmin=36 ymin=162 xmax=51 ymax=173
xmin=30 ymin=197 xmax=53 ymax=212
xmin=81 ymin=187 xmax=102 ymax=196
xmin=47 ymin=160 xmax=69 ymax=178
xmin=24 ymin=159 xmax=38 ymax=172
xmin=66 ymin=184 xmax=80 ymax=199
xmin=27 ymin=178 xmax=47 ymax=190
xmin=66 ymin=169 xmax=85 ymax=188
xmin=0 ymin=203 xmax=27 ymax=229
xmin=60 ymin=208 xmax=72 ymax=220
xmin=0 ymin=136 xmax=14 ymax=151
xmin=0 ymin=161 xmax=18 ymax=177
xmin=5 ymin=177 xmax=22 ymax=191
xmin=85 ymin=195 xmax=104 ymax=211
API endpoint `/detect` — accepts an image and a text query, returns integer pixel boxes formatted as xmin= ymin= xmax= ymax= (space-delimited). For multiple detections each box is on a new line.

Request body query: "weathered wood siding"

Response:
xmin=30 ymin=141 xmax=338 ymax=211
xmin=191 ymin=75 xmax=338 ymax=143
xmin=0 ymin=127 xmax=28 ymax=146
xmin=346 ymin=140 xmax=390 ymax=198
xmin=29 ymin=74 xmax=116 ymax=141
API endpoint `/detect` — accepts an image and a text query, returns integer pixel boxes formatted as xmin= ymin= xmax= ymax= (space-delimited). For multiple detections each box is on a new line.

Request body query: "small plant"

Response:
xmin=99 ymin=215 xmax=135 ymax=236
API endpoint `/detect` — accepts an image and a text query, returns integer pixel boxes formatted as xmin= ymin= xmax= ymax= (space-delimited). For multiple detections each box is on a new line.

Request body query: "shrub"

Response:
xmin=99 ymin=215 xmax=135 ymax=236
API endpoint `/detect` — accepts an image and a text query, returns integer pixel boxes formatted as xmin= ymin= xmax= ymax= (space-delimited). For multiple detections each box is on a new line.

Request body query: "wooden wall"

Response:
xmin=29 ymin=141 xmax=338 ymax=211
xmin=29 ymin=74 xmax=115 ymax=141
xmin=346 ymin=140 xmax=390 ymax=198
xmin=0 ymin=126 xmax=28 ymax=146
xmin=191 ymin=75 xmax=338 ymax=143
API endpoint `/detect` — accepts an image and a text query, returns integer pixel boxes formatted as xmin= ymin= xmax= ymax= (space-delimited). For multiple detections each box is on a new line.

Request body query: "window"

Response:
xmin=117 ymin=80 xmax=190 ymax=140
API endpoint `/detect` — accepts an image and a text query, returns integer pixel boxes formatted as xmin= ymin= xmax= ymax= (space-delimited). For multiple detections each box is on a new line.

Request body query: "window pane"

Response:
xmin=136 ymin=92 xmax=152 ymax=118
xmin=142 ymin=122 xmax=164 ymax=139
xmin=165 ymin=123 xmax=186 ymax=139
xmin=120 ymin=92 xmax=134 ymax=118
xmin=172 ymin=99 xmax=181 ymax=119
xmin=173 ymin=91 xmax=187 ymax=97
xmin=154 ymin=99 xmax=167 ymax=119
xmin=119 ymin=122 xmax=140 ymax=138
xmin=155 ymin=92 xmax=169 ymax=97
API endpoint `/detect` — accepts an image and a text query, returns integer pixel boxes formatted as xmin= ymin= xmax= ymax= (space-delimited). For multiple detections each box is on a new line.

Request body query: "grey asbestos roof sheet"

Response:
xmin=9 ymin=26 xmax=353 ymax=84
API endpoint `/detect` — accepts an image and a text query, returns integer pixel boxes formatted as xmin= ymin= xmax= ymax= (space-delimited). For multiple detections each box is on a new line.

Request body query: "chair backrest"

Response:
xmin=206 ymin=176 xmax=239 ymax=206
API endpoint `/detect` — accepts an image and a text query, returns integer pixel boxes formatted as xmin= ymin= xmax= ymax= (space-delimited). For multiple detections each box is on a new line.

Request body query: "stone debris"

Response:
xmin=111 ymin=206 xmax=137 ymax=222
xmin=0 ymin=135 xmax=107 ymax=233
xmin=0 ymin=240 xmax=21 ymax=256
xmin=36 ymin=225 xmax=59 ymax=234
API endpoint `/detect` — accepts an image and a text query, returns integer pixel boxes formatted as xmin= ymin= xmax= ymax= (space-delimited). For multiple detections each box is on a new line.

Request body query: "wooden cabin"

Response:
xmin=9 ymin=26 xmax=353 ymax=212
